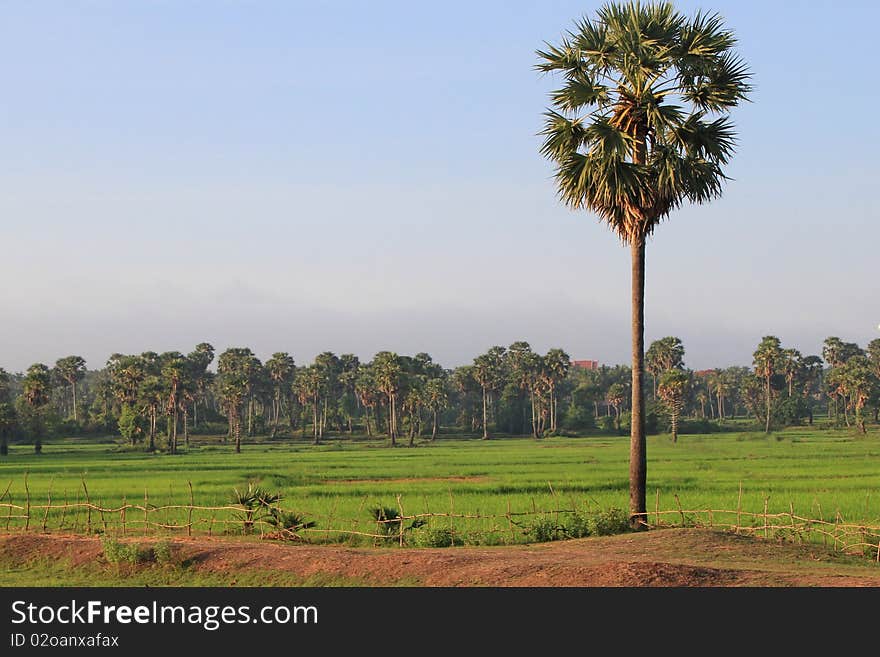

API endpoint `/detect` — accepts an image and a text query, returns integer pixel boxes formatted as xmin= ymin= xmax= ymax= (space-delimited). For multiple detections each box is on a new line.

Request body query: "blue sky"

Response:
xmin=1 ymin=0 xmax=877 ymax=372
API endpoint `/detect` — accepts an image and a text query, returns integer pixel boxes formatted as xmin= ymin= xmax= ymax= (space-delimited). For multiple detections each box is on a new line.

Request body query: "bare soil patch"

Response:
xmin=3 ymin=528 xmax=879 ymax=587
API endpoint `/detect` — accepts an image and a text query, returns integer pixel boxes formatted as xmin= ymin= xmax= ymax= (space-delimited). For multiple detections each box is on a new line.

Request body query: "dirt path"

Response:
xmin=3 ymin=528 xmax=879 ymax=587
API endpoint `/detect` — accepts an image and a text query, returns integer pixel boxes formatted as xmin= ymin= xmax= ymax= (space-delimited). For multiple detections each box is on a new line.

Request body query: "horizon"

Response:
xmin=2 ymin=0 xmax=878 ymax=372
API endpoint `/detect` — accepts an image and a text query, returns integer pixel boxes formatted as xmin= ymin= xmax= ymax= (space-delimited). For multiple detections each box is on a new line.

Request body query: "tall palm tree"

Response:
xmin=0 ymin=368 xmax=16 ymax=456
xmin=543 ymin=348 xmax=571 ymax=434
xmin=373 ymin=352 xmax=403 ymax=446
xmin=753 ymin=336 xmax=783 ymax=433
xmin=265 ymin=352 xmax=295 ymax=438
xmin=537 ymin=1 xmax=750 ymax=526
xmin=20 ymin=363 xmax=53 ymax=454
xmin=160 ymin=352 xmax=187 ymax=454
xmin=54 ymin=355 xmax=86 ymax=422
xmin=472 ymin=348 xmax=505 ymax=440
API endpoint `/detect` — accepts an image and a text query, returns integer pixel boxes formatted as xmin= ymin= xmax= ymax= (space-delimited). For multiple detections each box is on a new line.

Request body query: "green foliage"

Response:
xmin=527 ymin=517 xmax=565 ymax=542
xmin=580 ymin=507 xmax=630 ymax=537
xmin=370 ymin=506 xmax=426 ymax=538
xmin=410 ymin=527 xmax=454 ymax=548
xmin=263 ymin=508 xmax=316 ymax=533
xmin=564 ymin=507 xmax=631 ymax=538
xmin=231 ymin=482 xmax=283 ymax=532
xmin=117 ymin=404 xmax=144 ymax=445
xmin=101 ymin=537 xmax=158 ymax=565
xmin=152 ymin=541 xmax=174 ymax=565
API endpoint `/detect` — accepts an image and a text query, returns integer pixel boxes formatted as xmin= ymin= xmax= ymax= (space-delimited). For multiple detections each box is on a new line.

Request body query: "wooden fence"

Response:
xmin=1 ymin=478 xmax=879 ymax=560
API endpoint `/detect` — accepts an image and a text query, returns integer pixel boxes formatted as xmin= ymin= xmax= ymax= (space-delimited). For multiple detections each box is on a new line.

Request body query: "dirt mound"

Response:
xmin=3 ymin=528 xmax=879 ymax=587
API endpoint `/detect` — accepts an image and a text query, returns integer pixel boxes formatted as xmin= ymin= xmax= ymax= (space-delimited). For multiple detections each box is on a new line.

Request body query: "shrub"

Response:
xmin=584 ymin=507 xmax=630 ymax=536
xmin=410 ymin=527 xmax=454 ymax=548
xmin=565 ymin=513 xmax=591 ymax=539
xmin=370 ymin=506 xmax=426 ymax=540
xmin=527 ymin=517 xmax=564 ymax=543
xmin=153 ymin=541 xmax=174 ymax=565
xmin=264 ymin=508 xmax=316 ymax=534
xmin=101 ymin=537 xmax=155 ymax=565
xmin=231 ymin=482 xmax=282 ymax=532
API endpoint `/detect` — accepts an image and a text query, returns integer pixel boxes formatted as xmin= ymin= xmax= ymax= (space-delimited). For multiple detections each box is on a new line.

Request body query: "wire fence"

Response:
xmin=1 ymin=476 xmax=879 ymax=560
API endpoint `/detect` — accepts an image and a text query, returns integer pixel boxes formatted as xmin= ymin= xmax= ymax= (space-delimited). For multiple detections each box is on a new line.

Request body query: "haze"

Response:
xmin=1 ymin=1 xmax=877 ymax=372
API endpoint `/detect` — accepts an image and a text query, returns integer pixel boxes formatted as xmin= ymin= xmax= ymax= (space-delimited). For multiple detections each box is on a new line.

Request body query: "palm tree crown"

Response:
xmin=537 ymin=1 xmax=751 ymax=242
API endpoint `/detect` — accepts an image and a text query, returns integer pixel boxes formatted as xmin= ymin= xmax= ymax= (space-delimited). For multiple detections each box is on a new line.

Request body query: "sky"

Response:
xmin=0 ymin=0 xmax=878 ymax=373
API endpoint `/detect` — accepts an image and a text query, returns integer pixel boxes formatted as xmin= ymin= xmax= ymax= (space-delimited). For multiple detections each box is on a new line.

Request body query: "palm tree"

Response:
xmin=0 ymin=368 xmax=17 ymax=456
xmin=160 ymin=352 xmax=187 ymax=454
xmin=266 ymin=353 xmax=295 ymax=438
xmin=472 ymin=348 xmax=505 ymax=440
xmin=646 ymin=337 xmax=684 ymax=399
xmin=20 ymin=364 xmax=53 ymax=453
xmin=537 ymin=1 xmax=750 ymax=525
xmin=54 ymin=356 xmax=86 ymax=422
xmin=658 ymin=369 xmax=690 ymax=443
xmin=838 ymin=356 xmax=874 ymax=434
xmin=753 ymin=336 xmax=783 ymax=433
xmin=543 ymin=348 xmax=571 ymax=433
xmin=355 ymin=367 xmax=380 ymax=438
xmin=781 ymin=348 xmax=803 ymax=398
xmin=373 ymin=352 xmax=403 ymax=446
xmin=186 ymin=343 xmax=215 ymax=430
xmin=217 ymin=348 xmax=259 ymax=453
xmin=424 ymin=377 xmax=449 ymax=441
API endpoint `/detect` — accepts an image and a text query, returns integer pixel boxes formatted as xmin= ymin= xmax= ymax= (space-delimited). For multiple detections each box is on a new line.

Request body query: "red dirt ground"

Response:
xmin=3 ymin=528 xmax=879 ymax=587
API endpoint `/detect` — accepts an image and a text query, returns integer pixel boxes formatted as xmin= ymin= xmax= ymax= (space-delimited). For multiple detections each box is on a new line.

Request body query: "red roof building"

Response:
xmin=572 ymin=360 xmax=600 ymax=370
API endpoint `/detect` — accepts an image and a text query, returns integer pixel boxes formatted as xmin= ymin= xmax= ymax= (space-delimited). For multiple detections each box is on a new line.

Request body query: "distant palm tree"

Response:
xmin=538 ymin=1 xmax=750 ymax=526
xmin=753 ymin=336 xmax=783 ymax=433
xmin=658 ymin=369 xmax=690 ymax=443
xmin=54 ymin=356 xmax=86 ymax=421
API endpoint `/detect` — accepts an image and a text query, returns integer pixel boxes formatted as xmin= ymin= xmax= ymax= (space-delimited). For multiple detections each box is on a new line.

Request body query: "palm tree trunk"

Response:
xmin=431 ymin=409 xmax=438 ymax=441
xmin=313 ymin=398 xmax=319 ymax=445
xmin=629 ymin=238 xmax=647 ymax=530
xmin=390 ymin=393 xmax=397 ymax=447
xmin=174 ymin=403 xmax=179 ymax=454
xmin=481 ymin=388 xmax=489 ymax=440
xmin=183 ymin=406 xmax=189 ymax=449
xmin=72 ymin=381 xmax=78 ymax=422
xmin=248 ymin=398 xmax=254 ymax=436
xmin=765 ymin=376 xmax=771 ymax=433
xmin=234 ymin=412 xmax=241 ymax=453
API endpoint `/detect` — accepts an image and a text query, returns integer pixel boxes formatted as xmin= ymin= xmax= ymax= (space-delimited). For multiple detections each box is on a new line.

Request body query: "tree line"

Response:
xmin=1 ymin=335 xmax=878 ymax=455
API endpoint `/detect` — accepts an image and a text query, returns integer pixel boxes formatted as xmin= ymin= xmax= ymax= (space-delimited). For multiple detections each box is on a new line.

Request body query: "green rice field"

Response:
xmin=1 ymin=427 xmax=879 ymax=544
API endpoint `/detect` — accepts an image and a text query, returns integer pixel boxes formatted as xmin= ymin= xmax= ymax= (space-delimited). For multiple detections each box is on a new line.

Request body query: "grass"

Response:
xmin=0 ymin=556 xmax=412 ymax=587
xmin=1 ymin=426 xmax=879 ymax=542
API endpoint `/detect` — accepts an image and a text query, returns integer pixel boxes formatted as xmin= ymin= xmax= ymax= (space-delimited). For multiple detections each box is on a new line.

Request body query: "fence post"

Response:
xmin=24 ymin=472 xmax=30 ymax=532
xmin=1 ymin=479 xmax=11 ymax=531
xmin=763 ymin=496 xmax=769 ymax=539
xmin=121 ymin=496 xmax=127 ymax=536
xmin=81 ymin=476 xmax=91 ymax=534
xmin=396 ymin=495 xmax=405 ymax=547
xmin=144 ymin=489 xmax=149 ymax=535
xmin=674 ymin=494 xmax=684 ymax=526
xmin=60 ymin=490 xmax=68 ymax=530
xmin=654 ymin=489 xmax=660 ymax=529
xmin=507 ymin=498 xmax=515 ymax=543
xmin=42 ymin=483 xmax=52 ymax=532
xmin=735 ymin=482 xmax=743 ymax=535
xmin=448 ymin=490 xmax=456 ymax=547
xmin=187 ymin=482 xmax=194 ymax=538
